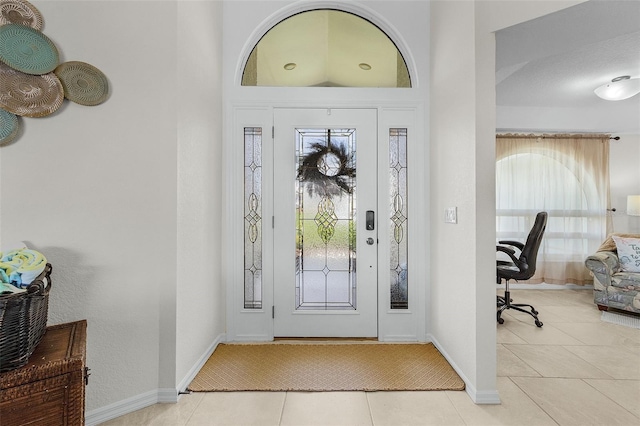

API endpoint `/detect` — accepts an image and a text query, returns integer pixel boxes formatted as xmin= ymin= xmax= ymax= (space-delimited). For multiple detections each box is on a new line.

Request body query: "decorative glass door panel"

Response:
xmin=274 ymin=109 xmax=377 ymax=337
xmin=295 ymin=128 xmax=357 ymax=310
xmin=389 ymin=129 xmax=408 ymax=309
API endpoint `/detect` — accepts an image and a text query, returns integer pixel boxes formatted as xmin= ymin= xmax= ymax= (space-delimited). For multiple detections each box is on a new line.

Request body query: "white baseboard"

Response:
xmin=86 ymin=333 xmax=226 ymax=426
xmin=231 ymin=333 xmax=272 ymax=341
xmin=427 ymin=333 xmax=501 ymax=405
xmin=159 ymin=387 xmax=179 ymax=404
xmin=177 ymin=333 xmax=226 ymax=393
xmin=497 ymin=283 xmax=593 ymax=290
xmin=85 ymin=389 xmax=167 ymax=426
xmin=472 ymin=389 xmax=503 ymax=404
xmin=378 ymin=334 xmax=419 ymax=342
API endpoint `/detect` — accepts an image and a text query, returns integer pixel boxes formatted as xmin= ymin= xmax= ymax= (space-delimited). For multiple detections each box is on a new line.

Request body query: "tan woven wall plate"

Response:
xmin=55 ymin=61 xmax=109 ymax=106
xmin=0 ymin=0 xmax=43 ymax=29
xmin=0 ymin=108 xmax=20 ymax=146
xmin=0 ymin=62 xmax=64 ymax=118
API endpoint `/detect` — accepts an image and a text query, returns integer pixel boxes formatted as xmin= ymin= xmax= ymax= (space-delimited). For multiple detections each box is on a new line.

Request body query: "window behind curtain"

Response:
xmin=496 ymin=134 xmax=611 ymax=285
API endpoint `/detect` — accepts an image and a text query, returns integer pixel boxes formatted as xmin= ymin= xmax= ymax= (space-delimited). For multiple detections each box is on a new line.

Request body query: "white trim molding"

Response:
xmin=498 ymin=283 xmax=593 ymax=290
xmin=427 ymin=333 xmax=501 ymax=405
xmin=85 ymin=389 xmax=169 ymax=426
xmin=86 ymin=333 xmax=226 ymax=426
xmin=177 ymin=333 xmax=226 ymax=393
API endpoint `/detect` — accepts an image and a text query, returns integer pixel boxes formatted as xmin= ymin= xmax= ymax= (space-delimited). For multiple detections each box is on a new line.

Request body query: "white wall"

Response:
xmin=176 ymin=0 xmax=225 ymax=389
xmin=429 ymin=0 xmax=584 ymax=403
xmin=497 ymin=103 xmax=640 ymax=134
xmin=610 ymin=134 xmax=640 ymax=234
xmin=430 ymin=0 xmax=486 ymax=400
xmin=0 ymin=0 xmax=225 ymax=416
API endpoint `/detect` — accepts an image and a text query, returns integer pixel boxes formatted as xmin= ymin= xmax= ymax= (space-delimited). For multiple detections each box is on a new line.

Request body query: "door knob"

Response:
xmin=366 ymin=237 xmax=375 ymax=245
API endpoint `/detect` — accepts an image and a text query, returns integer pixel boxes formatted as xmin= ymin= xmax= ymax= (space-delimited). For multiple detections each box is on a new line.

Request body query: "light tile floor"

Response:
xmin=101 ymin=289 xmax=640 ymax=426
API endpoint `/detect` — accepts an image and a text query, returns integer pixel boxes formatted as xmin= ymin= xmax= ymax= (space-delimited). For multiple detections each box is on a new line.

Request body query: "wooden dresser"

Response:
xmin=0 ymin=320 xmax=88 ymax=426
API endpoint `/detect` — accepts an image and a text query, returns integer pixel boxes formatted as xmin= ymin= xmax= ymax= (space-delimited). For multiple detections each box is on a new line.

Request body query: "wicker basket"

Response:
xmin=0 ymin=263 xmax=52 ymax=372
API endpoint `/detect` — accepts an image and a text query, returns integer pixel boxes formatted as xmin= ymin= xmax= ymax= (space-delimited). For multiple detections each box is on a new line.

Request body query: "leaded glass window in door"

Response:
xmin=244 ymin=127 xmax=262 ymax=309
xmin=295 ymin=128 xmax=357 ymax=310
xmin=390 ymin=128 xmax=408 ymax=309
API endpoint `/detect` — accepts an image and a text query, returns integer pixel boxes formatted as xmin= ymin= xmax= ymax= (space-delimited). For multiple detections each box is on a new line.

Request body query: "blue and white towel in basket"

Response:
xmin=0 ymin=245 xmax=47 ymax=292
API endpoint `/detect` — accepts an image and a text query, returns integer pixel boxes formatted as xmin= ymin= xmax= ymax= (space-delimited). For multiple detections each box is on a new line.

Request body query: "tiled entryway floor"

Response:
xmin=101 ymin=289 xmax=640 ymax=425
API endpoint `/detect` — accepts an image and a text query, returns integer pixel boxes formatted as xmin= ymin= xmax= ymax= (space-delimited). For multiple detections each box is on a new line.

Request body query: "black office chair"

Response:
xmin=496 ymin=211 xmax=547 ymax=327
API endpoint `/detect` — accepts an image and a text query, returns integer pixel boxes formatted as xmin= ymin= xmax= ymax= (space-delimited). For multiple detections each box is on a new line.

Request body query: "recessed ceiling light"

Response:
xmin=283 ymin=63 xmax=296 ymax=70
xmin=359 ymin=63 xmax=372 ymax=71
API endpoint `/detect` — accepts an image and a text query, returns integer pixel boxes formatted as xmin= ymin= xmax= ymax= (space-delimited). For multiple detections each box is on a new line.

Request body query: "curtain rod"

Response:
xmin=496 ymin=133 xmax=618 ymax=140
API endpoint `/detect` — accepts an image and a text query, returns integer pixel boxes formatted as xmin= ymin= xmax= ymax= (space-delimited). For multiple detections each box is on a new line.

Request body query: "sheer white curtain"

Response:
xmin=496 ymin=134 xmax=612 ymax=285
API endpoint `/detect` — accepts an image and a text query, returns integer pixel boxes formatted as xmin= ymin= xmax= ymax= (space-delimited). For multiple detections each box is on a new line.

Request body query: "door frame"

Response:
xmin=222 ymin=1 xmax=428 ymax=343
xmin=272 ymin=108 xmax=379 ymax=338
xmin=225 ymin=103 xmax=425 ymax=342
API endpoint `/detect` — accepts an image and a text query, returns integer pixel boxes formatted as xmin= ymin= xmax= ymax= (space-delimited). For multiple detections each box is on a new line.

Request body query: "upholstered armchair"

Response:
xmin=585 ymin=233 xmax=640 ymax=314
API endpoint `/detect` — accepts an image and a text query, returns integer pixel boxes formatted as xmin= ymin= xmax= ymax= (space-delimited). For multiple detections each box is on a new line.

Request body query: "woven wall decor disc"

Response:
xmin=0 ymin=0 xmax=44 ymax=29
xmin=0 ymin=62 xmax=64 ymax=118
xmin=55 ymin=61 xmax=109 ymax=106
xmin=0 ymin=24 xmax=59 ymax=75
xmin=0 ymin=108 xmax=20 ymax=146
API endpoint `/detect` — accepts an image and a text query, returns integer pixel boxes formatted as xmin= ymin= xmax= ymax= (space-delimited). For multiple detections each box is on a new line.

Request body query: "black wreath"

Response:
xmin=297 ymin=141 xmax=355 ymax=197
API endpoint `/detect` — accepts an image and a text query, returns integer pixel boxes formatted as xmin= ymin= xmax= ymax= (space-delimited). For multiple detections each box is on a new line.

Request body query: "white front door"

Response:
xmin=273 ymin=108 xmax=378 ymax=337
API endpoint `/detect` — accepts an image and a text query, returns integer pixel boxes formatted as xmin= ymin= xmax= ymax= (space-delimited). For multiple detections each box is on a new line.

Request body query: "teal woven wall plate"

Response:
xmin=0 ymin=24 xmax=59 ymax=75
xmin=55 ymin=61 xmax=109 ymax=106
xmin=0 ymin=0 xmax=44 ymax=30
xmin=0 ymin=108 xmax=20 ymax=147
xmin=0 ymin=62 xmax=64 ymax=118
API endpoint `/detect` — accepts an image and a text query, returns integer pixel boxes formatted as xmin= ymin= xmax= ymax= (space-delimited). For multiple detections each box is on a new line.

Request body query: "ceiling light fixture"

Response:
xmin=594 ymin=76 xmax=640 ymax=101
xmin=358 ymin=63 xmax=371 ymax=71
xmin=283 ymin=63 xmax=296 ymax=70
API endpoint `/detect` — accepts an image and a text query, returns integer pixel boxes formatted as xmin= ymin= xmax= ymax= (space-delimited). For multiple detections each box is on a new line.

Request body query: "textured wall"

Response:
xmin=430 ymin=0 xmax=483 ymax=396
xmin=429 ymin=0 xmax=584 ymax=402
xmin=176 ymin=0 xmax=225 ymax=388
xmin=0 ymin=1 xmax=178 ymax=411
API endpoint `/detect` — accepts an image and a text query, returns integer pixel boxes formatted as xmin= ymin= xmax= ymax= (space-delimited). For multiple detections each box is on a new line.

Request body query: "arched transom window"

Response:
xmin=242 ymin=9 xmax=411 ymax=87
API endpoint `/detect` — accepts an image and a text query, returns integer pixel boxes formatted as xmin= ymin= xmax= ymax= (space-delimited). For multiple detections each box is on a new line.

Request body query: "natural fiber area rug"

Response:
xmin=188 ymin=342 xmax=465 ymax=392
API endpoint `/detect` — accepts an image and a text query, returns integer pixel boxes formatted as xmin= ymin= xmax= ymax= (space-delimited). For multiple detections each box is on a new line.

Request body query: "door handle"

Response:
xmin=366 ymin=210 xmax=375 ymax=230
